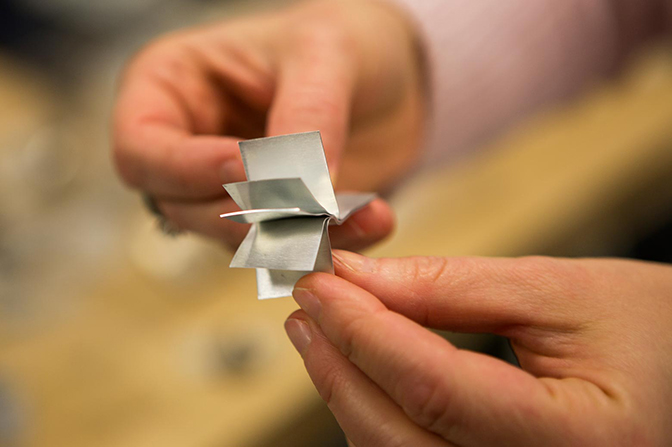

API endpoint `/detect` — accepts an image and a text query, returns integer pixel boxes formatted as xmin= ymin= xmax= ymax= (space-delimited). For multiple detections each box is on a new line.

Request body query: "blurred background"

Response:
xmin=0 ymin=0 xmax=671 ymax=446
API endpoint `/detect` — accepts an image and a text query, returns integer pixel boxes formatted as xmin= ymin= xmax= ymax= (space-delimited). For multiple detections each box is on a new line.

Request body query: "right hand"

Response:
xmin=112 ymin=0 xmax=426 ymax=249
xmin=288 ymin=252 xmax=672 ymax=446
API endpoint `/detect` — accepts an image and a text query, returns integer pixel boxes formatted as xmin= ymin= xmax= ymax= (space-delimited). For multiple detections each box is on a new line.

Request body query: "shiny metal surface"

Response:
xmin=334 ymin=192 xmax=377 ymax=223
xmin=230 ymin=217 xmax=330 ymax=271
xmin=221 ymin=131 xmax=374 ymax=299
xmin=254 ymin=269 xmax=311 ymax=300
xmin=239 ymin=131 xmax=340 ymax=217
xmin=221 ymin=208 xmax=308 ymax=224
xmin=223 ymin=178 xmax=327 ymax=214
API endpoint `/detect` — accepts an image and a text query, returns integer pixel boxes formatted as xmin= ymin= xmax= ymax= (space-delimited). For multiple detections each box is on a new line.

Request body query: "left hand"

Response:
xmin=112 ymin=0 xmax=422 ymax=249
xmin=285 ymin=251 xmax=672 ymax=446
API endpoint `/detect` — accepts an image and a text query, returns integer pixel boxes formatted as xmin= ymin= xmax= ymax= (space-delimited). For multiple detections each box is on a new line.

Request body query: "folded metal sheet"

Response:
xmin=220 ymin=208 xmax=308 ymax=224
xmin=240 ymin=131 xmax=340 ymax=218
xmin=221 ymin=131 xmax=375 ymax=299
xmin=229 ymin=217 xmax=330 ymax=271
xmin=334 ymin=193 xmax=377 ymax=223
xmin=223 ymin=178 xmax=327 ymax=214
xmin=255 ymin=269 xmax=311 ymax=300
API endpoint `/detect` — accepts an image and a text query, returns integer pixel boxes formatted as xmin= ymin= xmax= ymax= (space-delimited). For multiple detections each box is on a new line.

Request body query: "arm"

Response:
xmin=390 ymin=0 xmax=672 ymax=166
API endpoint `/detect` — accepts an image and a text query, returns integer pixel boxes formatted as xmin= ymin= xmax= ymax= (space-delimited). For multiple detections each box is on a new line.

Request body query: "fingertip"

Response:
xmin=360 ymin=198 xmax=396 ymax=242
xmin=330 ymin=198 xmax=395 ymax=250
xmin=369 ymin=197 xmax=395 ymax=224
xmin=354 ymin=197 xmax=395 ymax=236
xmin=293 ymin=272 xmax=374 ymax=313
xmin=287 ymin=309 xmax=309 ymax=322
xmin=285 ymin=313 xmax=314 ymax=354
xmin=293 ymin=272 xmax=336 ymax=293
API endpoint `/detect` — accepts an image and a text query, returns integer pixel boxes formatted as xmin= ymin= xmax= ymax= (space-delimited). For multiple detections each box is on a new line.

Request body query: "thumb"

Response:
xmin=332 ymin=250 xmax=589 ymax=334
xmin=293 ymin=272 xmax=573 ymax=446
xmin=266 ymin=27 xmax=356 ymax=181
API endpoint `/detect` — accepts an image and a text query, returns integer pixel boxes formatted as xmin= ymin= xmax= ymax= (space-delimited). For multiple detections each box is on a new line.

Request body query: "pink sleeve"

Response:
xmin=388 ymin=0 xmax=672 ymax=167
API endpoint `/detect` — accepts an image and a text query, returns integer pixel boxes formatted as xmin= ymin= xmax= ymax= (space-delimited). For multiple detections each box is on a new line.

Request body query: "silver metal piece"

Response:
xmin=240 ymin=131 xmax=340 ymax=217
xmin=223 ymin=178 xmax=327 ymax=214
xmin=335 ymin=192 xmax=377 ymax=222
xmin=220 ymin=131 xmax=375 ymax=299
xmin=220 ymin=208 xmax=310 ymax=224
xmin=255 ymin=269 xmax=311 ymax=300
xmin=230 ymin=217 xmax=330 ymax=271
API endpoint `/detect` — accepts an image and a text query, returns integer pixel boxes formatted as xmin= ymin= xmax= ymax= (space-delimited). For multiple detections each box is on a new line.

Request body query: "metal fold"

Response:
xmin=221 ymin=131 xmax=375 ymax=299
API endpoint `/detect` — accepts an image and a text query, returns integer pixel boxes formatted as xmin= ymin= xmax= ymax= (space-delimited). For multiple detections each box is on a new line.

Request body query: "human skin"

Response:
xmin=112 ymin=0 xmax=425 ymax=249
xmin=286 ymin=250 xmax=672 ymax=446
xmin=113 ymin=2 xmax=672 ymax=444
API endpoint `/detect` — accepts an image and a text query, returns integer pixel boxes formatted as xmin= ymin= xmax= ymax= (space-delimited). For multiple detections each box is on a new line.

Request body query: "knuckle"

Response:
xmin=417 ymin=256 xmax=451 ymax=284
xmin=337 ymin=312 xmax=373 ymax=359
xmin=309 ymin=358 xmax=350 ymax=406
xmin=509 ymin=256 xmax=591 ymax=298
xmin=128 ymin=35 xmax=184 ymax=69
xmin=401 ymin=376 xmax=459 ymax=435
xmin=125 ymin=34 xmax=197 ymax=87
xmin=397 ymin=256 xmax=451 ymax=286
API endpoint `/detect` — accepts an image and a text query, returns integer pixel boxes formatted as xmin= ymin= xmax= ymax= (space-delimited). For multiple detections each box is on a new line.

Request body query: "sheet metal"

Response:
xmin=229 ymin=217 xmax=330 ymax=271
xmin=221 ymin=131 xmax=374 ymax=299
xmin=221 ymin=208 xmax=310 ymax=224
xmin=240 ymin=132 xmax=340 ymax=217
xmin=223 ymin=178 xmax=327 ymax=214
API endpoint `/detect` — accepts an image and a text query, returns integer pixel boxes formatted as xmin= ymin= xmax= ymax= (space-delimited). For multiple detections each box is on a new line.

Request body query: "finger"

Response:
xmin=266 ymin=24 xmax=357 ymax=181
xmin=292 ymin=274 xmax=564 ymax=446
xmin=285 ymin=311 xmax=450 ymax=447
xmin=113 ymin=39 xmax=249 ymax=198
xmin=329 ymin=198 xmax=395 ymax=251
xmin=157 ymin=196 xmax=250 ymax=247
xmin=331 ymin=251 xmax=591 ymax=333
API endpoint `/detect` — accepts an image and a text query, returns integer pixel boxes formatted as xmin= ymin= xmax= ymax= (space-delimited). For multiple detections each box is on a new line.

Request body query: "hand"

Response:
xmin=285 ymin=251 xmax=672 ymax=446
xmin=113 ymin=0 xmax=425 ymax=249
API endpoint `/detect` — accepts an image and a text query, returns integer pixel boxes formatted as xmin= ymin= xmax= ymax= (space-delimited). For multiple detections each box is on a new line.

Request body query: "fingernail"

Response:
xmin=220 ymin=159 xmax=246 ymax=184
xmin=332 ymin=250 xmax=373 ymax=273
xmin=285 ymin=318 xmax=312 ymax=354
xmin=292 ymin=287 xmax=322 ymax=321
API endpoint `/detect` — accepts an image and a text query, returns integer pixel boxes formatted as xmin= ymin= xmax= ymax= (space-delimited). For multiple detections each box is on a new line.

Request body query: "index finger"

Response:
xmin=331 ymin=251 xmax=593 ymax=333
xmin=266 ymin=23 xmax=357 ymax=182
xmin=292 ymin=273 xmax=563 ymax=446
xmin=113 ymin=41 xmax=243 ymax=199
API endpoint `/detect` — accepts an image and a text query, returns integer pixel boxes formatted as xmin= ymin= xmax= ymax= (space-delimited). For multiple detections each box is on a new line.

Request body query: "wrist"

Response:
xmin=353 ymin=0 xmax=429 ymax=187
